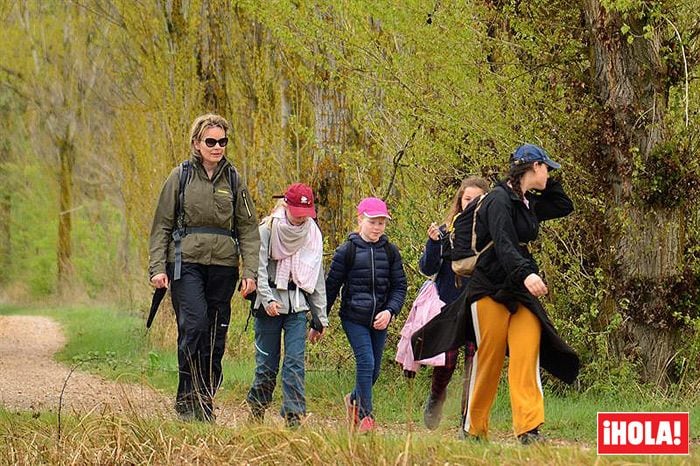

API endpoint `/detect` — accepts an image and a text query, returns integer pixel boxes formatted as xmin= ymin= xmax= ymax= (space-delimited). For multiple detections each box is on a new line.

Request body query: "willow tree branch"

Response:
xmin=383 ymin=125 xmax=420 ymax=202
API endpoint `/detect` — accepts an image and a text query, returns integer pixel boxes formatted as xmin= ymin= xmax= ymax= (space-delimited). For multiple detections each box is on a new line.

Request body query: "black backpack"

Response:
xmin=171 ymin=160 xmax=240 ymax=280
xmin=450 ymin=193 xmax=493 ymax=276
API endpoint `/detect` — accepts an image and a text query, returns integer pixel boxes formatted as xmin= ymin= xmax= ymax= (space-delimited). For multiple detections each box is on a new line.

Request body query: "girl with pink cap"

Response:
xmin=325 ymin=197 xmax=408 ymax=433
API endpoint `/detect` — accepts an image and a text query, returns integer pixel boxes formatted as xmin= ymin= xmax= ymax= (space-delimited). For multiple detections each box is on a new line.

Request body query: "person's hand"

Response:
xmin=150 ymin=273 xmax=169 ymax=289
xmin=308 ymin=327 xmax=325 ymax=344
xmin=265 ymin=301 xmax=281 ymax=317
xmin=524 ymin=273 xmax=548 ymax=297
xmin=373 ymin=310 xmax=392 ymax=330
xmin=240 ymin=278 xmax=257 ymax=298
xmin=427 ymin=222 xmax=442 ymax=241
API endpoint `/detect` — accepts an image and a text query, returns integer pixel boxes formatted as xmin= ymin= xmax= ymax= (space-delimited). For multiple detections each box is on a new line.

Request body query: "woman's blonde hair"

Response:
xmin=443 ymin=176 xmax=490 ymax=225
xmin=189 ymin=114 xmax=230 ymax=157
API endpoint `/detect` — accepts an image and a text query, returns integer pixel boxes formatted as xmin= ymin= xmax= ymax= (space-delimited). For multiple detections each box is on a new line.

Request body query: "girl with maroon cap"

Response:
xmin=246 ymin=183 xmax=328 ymax=428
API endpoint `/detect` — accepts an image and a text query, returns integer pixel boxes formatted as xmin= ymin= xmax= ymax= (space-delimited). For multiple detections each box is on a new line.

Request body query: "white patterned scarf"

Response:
xmin=269 ymin=207 xmax=323 ymax=293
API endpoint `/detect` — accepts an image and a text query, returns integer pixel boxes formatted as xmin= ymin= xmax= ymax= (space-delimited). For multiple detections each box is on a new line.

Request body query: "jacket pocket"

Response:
xmin=214 ymin=189 xmax=234 ymax=225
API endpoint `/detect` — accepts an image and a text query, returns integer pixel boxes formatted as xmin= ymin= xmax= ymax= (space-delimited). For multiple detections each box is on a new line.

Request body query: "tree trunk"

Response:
xmin=310 ymin=83 xmax=349 ymax=248
xmin=583 ymin=0 xmax=683 ymax=384
xmin=197 ymin=0 xmax=230 ymax=115
xmin=57 ymin=133 xmax=75 ymax=292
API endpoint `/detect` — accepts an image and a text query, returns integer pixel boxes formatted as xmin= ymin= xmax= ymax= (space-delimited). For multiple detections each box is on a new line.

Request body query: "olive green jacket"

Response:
xmin=148 ymin=156 xmax=260 ymax=280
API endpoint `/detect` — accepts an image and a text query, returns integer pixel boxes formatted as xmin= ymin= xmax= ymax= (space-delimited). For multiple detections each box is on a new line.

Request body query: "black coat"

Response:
xmin=412 ymin=179 xmax=580 ymax=384
xmin=326 ymin=232 xmax=408 ymax=327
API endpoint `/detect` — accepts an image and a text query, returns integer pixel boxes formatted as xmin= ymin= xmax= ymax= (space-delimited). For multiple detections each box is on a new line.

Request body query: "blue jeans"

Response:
xmin=247 ymin=312 xmax=307 ymax=417
xmin=342 ymin=319 xmax=388 ymax=419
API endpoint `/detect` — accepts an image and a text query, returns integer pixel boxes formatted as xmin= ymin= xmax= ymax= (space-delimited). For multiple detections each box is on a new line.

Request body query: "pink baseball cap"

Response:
xmin=284 ymin=183 xmax=316 ymax=218
xmin=357 ymin=197 xmax=392 ymax=219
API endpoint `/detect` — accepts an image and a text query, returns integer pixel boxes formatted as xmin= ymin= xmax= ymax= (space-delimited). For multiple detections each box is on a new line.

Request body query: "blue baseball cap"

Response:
xmin=511 ymin=144 xmax=561 ymax=170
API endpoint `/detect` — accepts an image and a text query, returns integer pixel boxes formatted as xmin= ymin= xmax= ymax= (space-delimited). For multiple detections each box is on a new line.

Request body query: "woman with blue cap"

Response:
xmin=463 ymin=143 xmax=576 ymax=443
xmin=412 ymin=143 xmax=579 ymax=444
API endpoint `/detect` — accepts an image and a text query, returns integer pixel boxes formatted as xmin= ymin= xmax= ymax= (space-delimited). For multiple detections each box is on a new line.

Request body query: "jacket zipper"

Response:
xmin=369 ymin=247 xmax=377 ymax=326
xmin=241 ymin=190 xmax=252 ymax=218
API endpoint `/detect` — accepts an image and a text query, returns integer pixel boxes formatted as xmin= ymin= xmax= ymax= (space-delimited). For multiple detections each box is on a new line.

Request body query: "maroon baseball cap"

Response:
xmin=284 ymin=183 xmax=316 ymax=218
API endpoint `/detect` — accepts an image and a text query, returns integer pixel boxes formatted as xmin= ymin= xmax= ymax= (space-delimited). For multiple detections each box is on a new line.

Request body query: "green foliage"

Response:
xmin=4 ymin=162 xmax=58 ymax=295
xmin=1 ymin=0 xmax=699 ymax=386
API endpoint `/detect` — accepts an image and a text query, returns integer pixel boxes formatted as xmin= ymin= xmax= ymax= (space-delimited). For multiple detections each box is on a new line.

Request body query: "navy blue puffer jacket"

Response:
xmin=326 ymin=233 xmax=408 ymax=327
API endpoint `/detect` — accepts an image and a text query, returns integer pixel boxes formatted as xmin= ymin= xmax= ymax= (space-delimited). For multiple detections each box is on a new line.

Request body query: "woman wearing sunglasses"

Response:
xmin=148 ymin=113 xmax=261 ymax=422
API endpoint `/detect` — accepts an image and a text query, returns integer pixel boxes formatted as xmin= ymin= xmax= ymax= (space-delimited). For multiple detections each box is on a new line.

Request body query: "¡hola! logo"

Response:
xmin=597 ymin=412 xmax=689 ymax=455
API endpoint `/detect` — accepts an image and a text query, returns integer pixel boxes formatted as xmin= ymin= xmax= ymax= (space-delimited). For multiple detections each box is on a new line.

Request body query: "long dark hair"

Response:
xmin=507 ymin=160 xmax=535 ymax=201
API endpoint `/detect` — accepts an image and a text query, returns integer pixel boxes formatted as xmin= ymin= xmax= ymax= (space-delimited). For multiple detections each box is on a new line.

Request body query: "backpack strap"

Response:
xmin=471 ymin=194 xmax=493 ymax=255
xmin=172 ymin=161 xmax=192 ymax=281
xmin=344 ymin=240 xmax=356 ymax=270
xmin=383 ymin=242 xmax=397 ymax=266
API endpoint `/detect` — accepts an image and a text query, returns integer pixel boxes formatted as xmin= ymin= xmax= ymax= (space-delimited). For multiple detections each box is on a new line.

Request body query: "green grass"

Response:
xmin=1 ymin=303 xmax=698 ymax=463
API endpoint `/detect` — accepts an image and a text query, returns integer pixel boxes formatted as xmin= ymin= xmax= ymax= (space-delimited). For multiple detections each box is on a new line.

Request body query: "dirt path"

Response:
xmin=0 ymin=315 xmax=248 ymax=425
xmin=0 ymin=315 xmax=397 ymax=431
xmin=0 ymin=315 xmax=169 ymax=416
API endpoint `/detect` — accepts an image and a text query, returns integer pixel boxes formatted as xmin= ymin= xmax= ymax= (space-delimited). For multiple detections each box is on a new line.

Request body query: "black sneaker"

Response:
xmin=423 ymin=393 xmax=446 ymax=430
xmin=175 ymin=400 xmax=196 ymax=422
xmin=285 ymin=413 xmax=302 ymax=429
xmin=518 ymin=428 xmax=545 ymax=445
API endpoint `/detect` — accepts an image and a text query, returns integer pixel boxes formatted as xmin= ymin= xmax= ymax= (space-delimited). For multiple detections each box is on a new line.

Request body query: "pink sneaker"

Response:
xmin=344 ymin=394 xmax=359 ymax=427
xmin=358 ymin=416 xmax=376 ymax=433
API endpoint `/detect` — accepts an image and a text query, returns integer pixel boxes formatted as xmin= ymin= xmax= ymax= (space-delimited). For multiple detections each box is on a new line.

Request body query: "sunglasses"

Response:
xmin=202 ymin=137 xmax=228 ymax=148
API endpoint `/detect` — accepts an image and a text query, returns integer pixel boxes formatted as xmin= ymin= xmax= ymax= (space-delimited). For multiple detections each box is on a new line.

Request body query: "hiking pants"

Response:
xmin=341 ymin=319 xmax=388 ymax=420
xmin=168 ymin=262 xmax=238 ymax=419
xmin=465 ymin=296 xmax=543 ymax=437
xmin=246 ymin=311 xmax=308 ymax=418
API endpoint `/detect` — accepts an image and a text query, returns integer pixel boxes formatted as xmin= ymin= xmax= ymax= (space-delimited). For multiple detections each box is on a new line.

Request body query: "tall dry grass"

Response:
xmin=4 ymin=409 xmax=696 ymax=465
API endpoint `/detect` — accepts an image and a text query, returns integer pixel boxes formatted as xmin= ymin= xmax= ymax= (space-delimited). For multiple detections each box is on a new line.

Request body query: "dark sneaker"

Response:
xmin=518 ymin=428 xmax=545 ymax=445
xmin=423 ymin=393 xmax=446 ymax=430
xmin=285 ymin=413 xmax=302 ymax=429
xmin=175 ymin=400 xmax=196 ymax=422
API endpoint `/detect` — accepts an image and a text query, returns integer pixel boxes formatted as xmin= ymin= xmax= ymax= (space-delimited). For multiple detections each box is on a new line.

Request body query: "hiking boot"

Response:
xmin=285 ymin=412 xmax=302 ymax=429
xmin=423 ymin=393 xmax=446 ymax=430
xmin=357 ymin=416 xmax=376 ymax=433
xmin=344 ymin=393 xmax=359 ymax=427
xmin=175 ymin=400 xmax=196 ymax=422
xmin=518 ymin=428 xmax=545 ymax=445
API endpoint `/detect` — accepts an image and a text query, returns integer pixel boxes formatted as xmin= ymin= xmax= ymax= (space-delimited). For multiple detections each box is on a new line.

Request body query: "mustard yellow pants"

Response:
xmin=465 ymin=296 xmax=543 ymax=438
